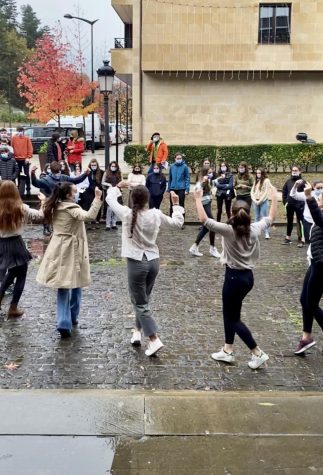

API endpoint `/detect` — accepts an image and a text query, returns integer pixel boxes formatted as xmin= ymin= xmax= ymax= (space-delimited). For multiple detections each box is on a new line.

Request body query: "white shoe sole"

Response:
xmin=211 ymin=353 xmax=235 ymax=364
xmin=248 ymin=353 xmax=269 ymax=369
xmin=294 ymin=340 xmax=316 ymax=354
xmin=145 ymin=343 xmax=164 ymax=357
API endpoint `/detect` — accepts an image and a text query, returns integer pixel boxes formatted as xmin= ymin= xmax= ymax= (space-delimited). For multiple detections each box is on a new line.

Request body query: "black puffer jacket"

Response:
xmin=307 ymin=198 xmax=323 ymax=263
xmin=0 ymin=153 xmax=19 ymax=181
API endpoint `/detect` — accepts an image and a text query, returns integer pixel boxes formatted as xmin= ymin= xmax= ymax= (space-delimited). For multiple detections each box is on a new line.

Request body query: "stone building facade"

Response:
xmin=111 ymin=1 xmax=323 ymax=145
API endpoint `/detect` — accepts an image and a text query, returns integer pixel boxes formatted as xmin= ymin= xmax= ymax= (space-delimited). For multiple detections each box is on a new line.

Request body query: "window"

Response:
xmin=259 ymin=3 xmax=291 ymax=44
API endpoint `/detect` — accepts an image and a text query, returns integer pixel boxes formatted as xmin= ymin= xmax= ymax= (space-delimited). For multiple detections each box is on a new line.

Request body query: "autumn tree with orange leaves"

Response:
xmin=17 ymin=31 xmax=96 ymax=127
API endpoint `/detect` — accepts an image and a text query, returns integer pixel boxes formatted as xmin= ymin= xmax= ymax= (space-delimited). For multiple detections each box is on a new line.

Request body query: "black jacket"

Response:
xmin=146 ymin=172 xmax=167 ymax=197
xmin=282 ymin=176 xmax=305 ymax=206
xmin=0 ymin=154 xmax=19 ymax=181
xmin=47 ymin=140 xmax=65 ymax=162
xmin=307 ymin=198 xmax=323 ymax=264
xmin=31 ymin=171 xmax=89 ymax=197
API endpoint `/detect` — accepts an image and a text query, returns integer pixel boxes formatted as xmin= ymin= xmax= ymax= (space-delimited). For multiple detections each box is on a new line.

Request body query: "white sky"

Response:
xmin=15 ymin=0 xmax=124 ymax=73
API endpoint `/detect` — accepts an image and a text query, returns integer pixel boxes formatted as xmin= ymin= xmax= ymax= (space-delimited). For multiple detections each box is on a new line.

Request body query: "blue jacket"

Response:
xmin=168 ymin=161 xmax=190 ymax=192
xmin=31 ymin=171 xmax=89 ymax=197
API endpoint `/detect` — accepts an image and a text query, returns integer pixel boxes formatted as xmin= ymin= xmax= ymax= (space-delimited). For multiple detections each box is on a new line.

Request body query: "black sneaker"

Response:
xmin=112 ymin=226 xmax=118 ymax=230
xmin=282 ymin=238 xmax=292 ymax=245
xmin=57 ymin=328 xmax=72 ymax=339
xmin=294 ymin=338 xmax=316 ymax=355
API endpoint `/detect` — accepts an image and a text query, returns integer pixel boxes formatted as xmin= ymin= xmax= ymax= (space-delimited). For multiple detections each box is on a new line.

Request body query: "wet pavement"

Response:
xmin=1 ymin=390 xmax=323 ymax=474
xmin=0 ymin=222 xmax=321 ymax=392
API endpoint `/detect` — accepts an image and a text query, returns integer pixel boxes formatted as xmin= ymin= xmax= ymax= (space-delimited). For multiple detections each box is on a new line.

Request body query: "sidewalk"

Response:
xmin=1 ymin=390 xmax=323 ymax=474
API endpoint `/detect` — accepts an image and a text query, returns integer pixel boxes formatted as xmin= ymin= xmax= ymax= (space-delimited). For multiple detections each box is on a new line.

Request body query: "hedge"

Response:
xmin=124 ymin=143 xmax=323 ymax=173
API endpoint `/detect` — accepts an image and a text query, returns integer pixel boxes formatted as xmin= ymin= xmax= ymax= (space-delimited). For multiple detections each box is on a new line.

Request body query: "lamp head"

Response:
xmin=97 ymin=60 xmax=116 ymax=95
xmin=64 ymin=14 xmax=73 ymax=19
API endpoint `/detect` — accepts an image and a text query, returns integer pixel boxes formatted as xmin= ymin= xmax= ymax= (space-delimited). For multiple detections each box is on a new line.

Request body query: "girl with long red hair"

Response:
xmin=0 ymin=181 xmax=45 ymax=318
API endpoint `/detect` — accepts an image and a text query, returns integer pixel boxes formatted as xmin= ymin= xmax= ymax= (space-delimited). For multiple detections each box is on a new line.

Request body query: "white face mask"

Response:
xmin=1 ymin=153 xmax=8 ymax=159
xmin=176 ymin=158 xmax=182 ymax=164
xmin=153 ymin=136 xmax=160 ymax=143
xmin=91 ymin=165 xmax=97 ymax=171
xmin=17 ymin=132 xmax=23 ymax=137
xmin=221 ymin=166 xmax=227 ymax=172
xmin=314 ymin=189 xmax=323 ymax=197
xmin=110 ymin=167 xmax=117 ymax=171
xmin=291 ymin=172 xmax=299 ymax=177
xmin=256 ymin=173 xmax=261 ymax=178
xmin=153 ymin=169 xmax=159 ymax=174
xmin=238 ymin=167 xmax=245 ymax=174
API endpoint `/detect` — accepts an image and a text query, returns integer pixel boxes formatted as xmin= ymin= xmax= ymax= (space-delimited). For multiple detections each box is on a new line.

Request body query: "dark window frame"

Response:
xmin=258 ymin=3 xmax=292 ymax=44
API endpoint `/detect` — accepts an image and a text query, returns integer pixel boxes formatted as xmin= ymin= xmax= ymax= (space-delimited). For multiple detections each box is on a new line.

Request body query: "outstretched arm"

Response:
xmin=305 ymin=184 xmax=323 ymax=228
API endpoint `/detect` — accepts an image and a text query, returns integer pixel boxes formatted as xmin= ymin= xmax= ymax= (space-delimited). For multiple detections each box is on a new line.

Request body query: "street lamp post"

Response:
xmin=64 ymin=13 xmax=98 ymax=154
xmin=97 ymin=60 xmax=116 ymax=169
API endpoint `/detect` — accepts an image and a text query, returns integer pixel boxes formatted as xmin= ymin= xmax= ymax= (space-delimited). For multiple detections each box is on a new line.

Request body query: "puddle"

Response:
xmin=0 ymin=436 xmax=116 ymax=475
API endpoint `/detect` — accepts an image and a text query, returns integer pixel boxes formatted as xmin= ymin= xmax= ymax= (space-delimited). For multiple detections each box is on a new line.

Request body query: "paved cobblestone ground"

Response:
xmin=0 ymin=223 xmax=322 ymax=391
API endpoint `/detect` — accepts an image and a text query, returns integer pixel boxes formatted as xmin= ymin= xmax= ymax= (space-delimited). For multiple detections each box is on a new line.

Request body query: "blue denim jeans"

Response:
xmin=56 ymin=288 xmax=82 ymax=330
xmin=253 ymin=200 xmax=270 ymax=234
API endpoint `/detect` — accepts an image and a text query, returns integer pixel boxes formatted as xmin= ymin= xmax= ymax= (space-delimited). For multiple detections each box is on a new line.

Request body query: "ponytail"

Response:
xmin=43 ymin=182 xmax=73 ymax=224
xmin=128 ymin=185 xmax=149 ymax=238
xmin=229 ymin=200 xmax=251 ymax=240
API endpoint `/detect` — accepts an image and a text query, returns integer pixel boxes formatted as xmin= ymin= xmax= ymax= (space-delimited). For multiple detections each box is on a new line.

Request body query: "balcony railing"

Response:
xmin=114 ymin=37 xmax=132 ymax=49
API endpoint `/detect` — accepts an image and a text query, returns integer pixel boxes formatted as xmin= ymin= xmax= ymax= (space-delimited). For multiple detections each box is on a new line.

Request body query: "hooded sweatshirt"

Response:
xmin=146 ymin=171 xmax=167 ymax=197
xmin=31 ymin=171 xmax=89 ymax=197
xmin=168 ymin=160 xmax=190 ymax=192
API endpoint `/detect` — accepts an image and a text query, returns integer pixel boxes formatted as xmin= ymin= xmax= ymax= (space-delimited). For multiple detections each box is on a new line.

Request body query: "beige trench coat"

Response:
xmin=36 ymin=198 xmax=102 ymax=289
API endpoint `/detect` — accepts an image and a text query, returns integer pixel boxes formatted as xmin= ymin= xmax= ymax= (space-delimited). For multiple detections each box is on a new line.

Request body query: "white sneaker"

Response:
xmin=265 ymin=232 xmax=271 ymax=239
xmin=145 ymin=337 xmax=164 ymax=356
xmin=248 ymin=351 xmax=269 ymax=369
xmin=130 ymin=330 xmax=142 ymax=346
xmin=209 ymin=246 xmax=221 ymax=258
xmin=211 ymin=348 xmax=235 ymax=363
xmin=189 ymin=243 xmax=203 ymax=257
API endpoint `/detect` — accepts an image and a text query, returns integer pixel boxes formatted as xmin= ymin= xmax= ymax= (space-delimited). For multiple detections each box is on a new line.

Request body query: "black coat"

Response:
xmin=146 ymin=172 xmax=167 ymax=197
xmin=282 ymin=176 xmax=305 ymax=206
xmin=47 ymin=140 xmax=65 ymax=163
xmin=0 ymin=154 xmax=19 ymax=181
xmin=307 ymin=198 xmax=323 ymax=264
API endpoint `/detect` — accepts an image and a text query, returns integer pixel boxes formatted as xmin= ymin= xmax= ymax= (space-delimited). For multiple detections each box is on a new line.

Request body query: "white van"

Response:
xmin=109 ymin=123 xmax=125 ymax=145
xmin=46 ymin=114 xmax=104 ymax=149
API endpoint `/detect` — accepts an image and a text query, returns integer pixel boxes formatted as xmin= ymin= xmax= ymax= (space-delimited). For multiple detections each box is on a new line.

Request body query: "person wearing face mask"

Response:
xmin=0 ymin=145 xmax=19 ymax=182
xmin=37 ymin=183 xmax=103 ymax=338
xmin=145 ymin=164 xmax=167 ymax=209
xmin=102 ymin=161 xmax=122 ymax=230
xmin=0 ymin=134 xmax=14 ymax=153
xmin=11 ymin=127 xmax=33 ymax=196
xmin=59 ymin=159 xmax=70 ymax=176
xmin=146 ymin=132 xmax=168 ymax=170
xmin=282 ymin=165 xmax=306 ymax=246
xmin=70 ymin=162 xmax=90 ymax=208
xmin=234 ymin=161 xmax=254 ymax=207
xmin=289 ymin=179 xmax=323 ymax=244
xmin=47 ymin=132 xmax=65 ymax=163
xmin=127 ymin=164 xmax=146 ymax=206
xmin=82 ymin=159 xmax=103 ymax=225
xmin=251 ymin=168 xmax=272 ymax=239
xmin=213 ymin=162 xmax=234 ymax=222
xmin=189 ymin=166 xmax=221 ymax=258
xmin=66 ymin=130 xmax=84 ymax=172
xmin=168 ymin=152 xmax=190 ymax=222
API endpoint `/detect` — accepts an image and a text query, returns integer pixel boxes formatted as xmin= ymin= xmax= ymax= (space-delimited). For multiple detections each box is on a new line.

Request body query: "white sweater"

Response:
xmin=127 ymin=172 xmax=146 ymax=190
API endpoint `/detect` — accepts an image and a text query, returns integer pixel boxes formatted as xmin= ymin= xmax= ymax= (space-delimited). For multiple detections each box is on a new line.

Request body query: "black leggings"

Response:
xmin=195 ymin=201 xmax=215 ymax=246
xmin=300 ymin=261 xmax=323 ymax=334
xmin=286 ymin=204 xmax=304 ymax=240
xmin=216 ymin=196 xmax=232 ymax=222
xmin=149 ymin=194 xmax=164 ymax=210
xmin=222 ymin=266 xmax=257 ymax=350
xmin=0 ymin=264 xmax=28 ymax=305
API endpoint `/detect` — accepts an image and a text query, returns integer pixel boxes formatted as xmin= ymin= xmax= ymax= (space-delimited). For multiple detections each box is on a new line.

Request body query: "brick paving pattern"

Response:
xmin=0 ymin=223 xmax=321 ymax=391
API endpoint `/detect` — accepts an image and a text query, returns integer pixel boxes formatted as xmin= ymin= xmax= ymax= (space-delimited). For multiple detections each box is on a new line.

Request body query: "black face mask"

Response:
xmin=133 ymin=170 xmax=140 ymax=174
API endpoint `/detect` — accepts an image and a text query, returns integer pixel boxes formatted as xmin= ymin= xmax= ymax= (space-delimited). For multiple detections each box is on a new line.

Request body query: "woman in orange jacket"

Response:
xmin=146 ymin=132 xmax=168 ymax=168
xmin=66 ymin=130 xmax=85 ymax=171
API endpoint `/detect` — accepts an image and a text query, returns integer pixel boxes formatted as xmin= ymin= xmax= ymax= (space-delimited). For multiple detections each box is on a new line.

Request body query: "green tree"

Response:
xmin=0 ymin=0 xmax=18 ymax=30
xmin=20 ymin=4 xmax=47 ymax=48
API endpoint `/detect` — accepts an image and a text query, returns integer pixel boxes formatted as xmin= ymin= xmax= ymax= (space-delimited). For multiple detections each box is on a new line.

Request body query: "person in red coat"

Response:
xmin=66 ymin=130 xmax=84 ymax=172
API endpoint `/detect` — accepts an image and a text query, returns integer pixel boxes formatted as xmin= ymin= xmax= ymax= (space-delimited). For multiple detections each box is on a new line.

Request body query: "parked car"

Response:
xmin=24 ymin=126 xmax=84 ymax=154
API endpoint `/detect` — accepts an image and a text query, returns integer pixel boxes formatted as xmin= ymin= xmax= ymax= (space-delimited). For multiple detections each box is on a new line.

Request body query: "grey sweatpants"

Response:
xmin=127 ymin=257 xmax=160 ymax=337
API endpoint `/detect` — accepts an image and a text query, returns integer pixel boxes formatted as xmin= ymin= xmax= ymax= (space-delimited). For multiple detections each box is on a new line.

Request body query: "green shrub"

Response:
xmin=125 ymin=143 xmax=323 ymax=172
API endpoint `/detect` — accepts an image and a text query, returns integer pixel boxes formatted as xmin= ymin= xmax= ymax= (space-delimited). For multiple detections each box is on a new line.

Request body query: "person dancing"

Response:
xmin=294 ymin=184 xmax=323 ymax=355
xmin=0 ymin=181 xmax=45 ymax=318
xmin=194 ymin=185 xmax=277 ymax=369
xmin=106 ymin=182 xmax=184 ymax=356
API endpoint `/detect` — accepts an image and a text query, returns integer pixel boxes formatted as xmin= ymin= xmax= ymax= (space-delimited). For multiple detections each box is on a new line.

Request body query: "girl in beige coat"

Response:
xmin=37 ymin=182 xmax=102 ymax=338
xmin=251 ymin=168 xmax=272 ymax=239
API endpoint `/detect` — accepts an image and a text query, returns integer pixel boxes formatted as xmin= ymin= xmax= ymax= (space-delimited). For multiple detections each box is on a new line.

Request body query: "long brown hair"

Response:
xmin=129 ymin=185 xmax=149 ymax=238
xmin=253 ymin=168 xmax=267 ymax=191
xmin=0 ymin=181 xmax=24 ymax=232
xmin=238 ymin=161 xmax=250 ymax=180
xmin=88 ymin=158 xmax=103 ymax=184
xmin=229 ymin=200 xmax=251 ymax=239
xmin=43 ymin=182 xmax=73 ymax=224
xmin=105 ymin=161 xmax=122 ymax=182
xmin=197 ymin=166 xmax=211 ymax=195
